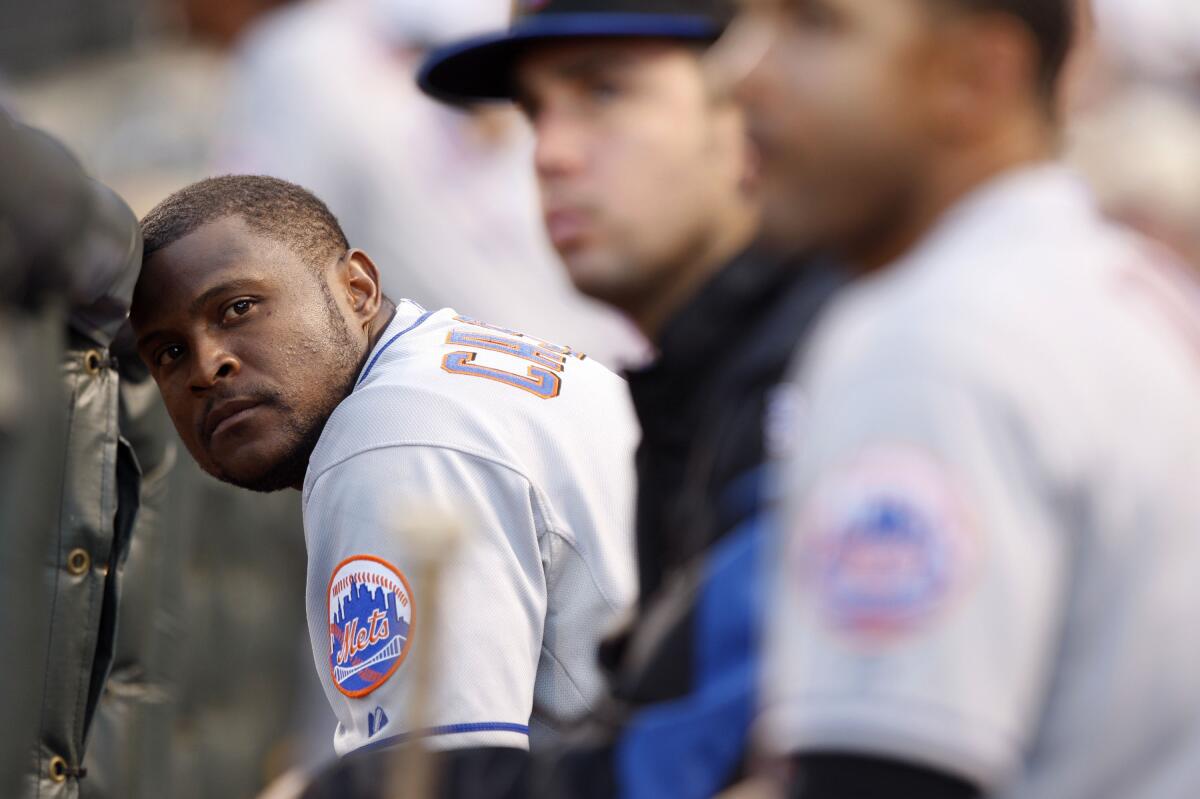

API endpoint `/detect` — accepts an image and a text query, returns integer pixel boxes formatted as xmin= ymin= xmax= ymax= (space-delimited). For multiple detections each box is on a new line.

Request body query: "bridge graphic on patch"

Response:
xmin=327 ymin=555 xmax=415 ymax=698
xmin=334 ymin=633 xmax=407 ymax=684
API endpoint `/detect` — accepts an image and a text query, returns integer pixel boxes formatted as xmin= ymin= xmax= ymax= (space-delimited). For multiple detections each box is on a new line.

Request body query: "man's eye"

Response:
xmin=156 ymin=344 xmax=185 ymax=367
xmin=787 ymin=0 xmax=839 ymax=29
xmin=222 ymin=299 xmax=256 ymax=322
xmin=586 ymin=79 xmax=622 ymax=103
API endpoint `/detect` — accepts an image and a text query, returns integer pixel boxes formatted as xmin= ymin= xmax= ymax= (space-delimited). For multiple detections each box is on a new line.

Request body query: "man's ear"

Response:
xmin=928 ymin=13 xmax=1041 ymax=142
xmin=341 ymin=249 xmax=384 ymax=328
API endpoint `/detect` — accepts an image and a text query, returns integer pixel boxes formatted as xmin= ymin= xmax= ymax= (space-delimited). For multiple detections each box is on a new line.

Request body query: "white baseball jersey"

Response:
xmin=303 ymin=300 xmax=638 ymax=755
xmin=761 ymin=165 xmax=1200 ymax=798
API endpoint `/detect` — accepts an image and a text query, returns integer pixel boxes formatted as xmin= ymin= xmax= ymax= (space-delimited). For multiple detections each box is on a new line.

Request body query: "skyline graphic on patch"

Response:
xmin=820 ymin=496 xmax=953 ymax=634
xmin=797 ymin=444 xmax=979 ymax=644
xmin=328 ymin=556 xmax=414 ymax=698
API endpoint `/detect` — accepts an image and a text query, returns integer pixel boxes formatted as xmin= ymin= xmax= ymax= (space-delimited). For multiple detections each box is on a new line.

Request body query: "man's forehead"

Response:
xmin=132 ymin=217 xmax=282 ymax=323
xmin=739 ymin=0 xmax=925 ymax=24
xmin=516 ymin=37 xmax=694 ymax=83
xmin=149 ymin=215 xmax=261 ymax=268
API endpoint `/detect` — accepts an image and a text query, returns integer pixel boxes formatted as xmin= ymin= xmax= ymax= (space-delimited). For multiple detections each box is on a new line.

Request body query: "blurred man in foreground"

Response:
xmin=728 ymin=0 xmax=1200 ymax=797
xmin=416 ymin=1 xmax=845 ymax=795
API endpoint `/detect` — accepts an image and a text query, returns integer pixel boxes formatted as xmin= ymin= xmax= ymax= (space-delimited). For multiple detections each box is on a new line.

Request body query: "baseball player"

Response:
xmin=726 ymin=0 xmax=1200 ymax=797
xmin=129 ymin=176 xmax=638 ymax=766
xmin=416 ymin=1 xmax=845 ymax=797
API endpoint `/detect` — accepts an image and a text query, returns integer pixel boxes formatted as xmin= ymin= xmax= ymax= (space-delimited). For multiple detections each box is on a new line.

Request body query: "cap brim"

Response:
xmin=418 ymin=13 xmax=721 ymax=105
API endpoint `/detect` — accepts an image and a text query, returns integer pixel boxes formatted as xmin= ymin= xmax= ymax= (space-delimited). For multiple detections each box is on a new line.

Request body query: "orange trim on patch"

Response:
xmin=326 ymin=554 xmax=416 ymax=699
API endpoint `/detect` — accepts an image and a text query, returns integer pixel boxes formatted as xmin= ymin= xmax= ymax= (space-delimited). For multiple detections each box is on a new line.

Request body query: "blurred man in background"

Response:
xmin=1070 ymin=82 xmax=1200 ymax=267
xmin=727 ymin=0 xmax=1200 ymax=797
xmin=1067 ymin=0 xmax=1200 ymax=268
xmin=388 ymin=1 xmax=838 ymax=795
xmin=211 ymin=0 xmax=645 ymax=369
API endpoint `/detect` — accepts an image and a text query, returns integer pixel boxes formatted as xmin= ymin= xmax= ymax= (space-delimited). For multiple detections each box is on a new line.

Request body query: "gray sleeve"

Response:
xmin=304 ymin=445 xmax=547 ymax=754
xmin=760 ymin=358 xmax=1071 ymax=790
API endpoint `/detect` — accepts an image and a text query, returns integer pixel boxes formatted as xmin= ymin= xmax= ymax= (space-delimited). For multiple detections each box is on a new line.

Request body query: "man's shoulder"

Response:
xmin=363 ymin=309 xmax=629 ymax=411
xmin=817 ymin=193 xmax=1135 ymax=367
xmin=309 ymin=307 xmax=636 ymax=484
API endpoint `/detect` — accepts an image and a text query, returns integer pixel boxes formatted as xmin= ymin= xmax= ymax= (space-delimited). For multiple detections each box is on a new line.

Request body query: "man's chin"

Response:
xmin=562 ymin=256 xmax=642 ymax=308
xmin=205 ymin=446 xmax=312 ymax=494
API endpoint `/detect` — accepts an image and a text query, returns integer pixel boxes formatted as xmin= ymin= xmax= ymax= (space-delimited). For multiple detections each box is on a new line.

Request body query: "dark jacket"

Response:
xmin=627 ymin=247 xmax=841 ymax=602
xmin=529 ymin=248 xmax=845 ymax=799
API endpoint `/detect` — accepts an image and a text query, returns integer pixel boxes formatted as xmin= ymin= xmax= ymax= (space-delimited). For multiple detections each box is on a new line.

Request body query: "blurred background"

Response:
xmin=0 ymin=0 xmax=1196 ymax=797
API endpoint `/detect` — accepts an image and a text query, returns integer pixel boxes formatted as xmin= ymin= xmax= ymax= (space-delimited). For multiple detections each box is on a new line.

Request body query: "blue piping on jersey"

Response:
xmin=356 ymin=721 xmax=530 ymax=753
xmin=356 ymin=308 xmax=435 ymax=387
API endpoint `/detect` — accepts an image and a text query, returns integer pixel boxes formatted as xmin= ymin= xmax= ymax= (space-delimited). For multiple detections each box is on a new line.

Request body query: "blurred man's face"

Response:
xmin=515 ymin=39 xmax=755 ymax=316
xmin=725 ymin=0 xmax=942 ymax=255
xmin=131 ymin=216 xmax=363 ymax=492
xmin=180 ymin=0 xmax=294 ymax=47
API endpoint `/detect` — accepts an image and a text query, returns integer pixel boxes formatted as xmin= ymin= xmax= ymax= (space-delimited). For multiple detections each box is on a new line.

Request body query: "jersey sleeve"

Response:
xmin=760 ymin=353 xmax=1072 ymax=789
xmin=303 ymin=444 xmax=547 ymax=755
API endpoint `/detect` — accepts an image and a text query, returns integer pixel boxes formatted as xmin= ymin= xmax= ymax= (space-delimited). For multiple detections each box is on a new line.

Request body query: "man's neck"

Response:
xmin=291 ymin=299 xmax=400 ymax=492
xmin=366 ymin=298 xmax=399 ymax=354
xmin=846 ymin=118 xmax=1056 ymax=275
xmin=635 ymin=211 xmax=760 ymax=343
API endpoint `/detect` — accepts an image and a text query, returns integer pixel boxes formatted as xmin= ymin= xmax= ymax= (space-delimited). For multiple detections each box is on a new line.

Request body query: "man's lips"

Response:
xmin=545 ymin=209 xmax=592 ymax=249
xmin=203 ymin=398 xmax=265 ymax=443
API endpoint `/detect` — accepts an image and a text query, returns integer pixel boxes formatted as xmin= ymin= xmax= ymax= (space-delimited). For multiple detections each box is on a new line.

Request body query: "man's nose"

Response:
xmin=189 ymin=341 xmax=240 ymax=394
xmin=533 ymin=111 xmax=588 ymax=179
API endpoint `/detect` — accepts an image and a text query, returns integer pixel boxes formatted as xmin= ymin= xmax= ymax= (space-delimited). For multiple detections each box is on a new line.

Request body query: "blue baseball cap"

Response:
xmin=418 ymin=0 xmax=734 ymax=105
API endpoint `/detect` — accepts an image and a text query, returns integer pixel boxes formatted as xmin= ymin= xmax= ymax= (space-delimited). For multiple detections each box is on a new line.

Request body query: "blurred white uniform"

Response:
xmin=304 ymin=300 xmax=638 ymax=754
xmin=762 ymin=166 xmax=1200 ymax=798
xmin=217 ymin=0 xmax=646 ymax=370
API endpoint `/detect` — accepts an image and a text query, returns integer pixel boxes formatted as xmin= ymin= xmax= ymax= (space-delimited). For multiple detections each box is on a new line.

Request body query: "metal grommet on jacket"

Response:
xmin=83 ymin=349 xmax=104 ymax=376
xmin=48 ymin=755 xmax=68 ymax=783
xmin=66 ymin=548 xmax=91 ymax=576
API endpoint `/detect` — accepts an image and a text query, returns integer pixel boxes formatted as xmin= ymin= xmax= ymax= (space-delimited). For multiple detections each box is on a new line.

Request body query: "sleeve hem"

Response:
xmin=756 ymin=700 xmax=1016 ymax=790
xmin=349 ymin=722 xmax=532 ymax=755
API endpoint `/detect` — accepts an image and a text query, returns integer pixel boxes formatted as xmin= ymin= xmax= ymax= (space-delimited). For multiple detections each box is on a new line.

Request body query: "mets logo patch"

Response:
xmin=328 ymin=556 xmax=414 ymax=698
xmin=795 ymin=444 xmax=980 ymax=644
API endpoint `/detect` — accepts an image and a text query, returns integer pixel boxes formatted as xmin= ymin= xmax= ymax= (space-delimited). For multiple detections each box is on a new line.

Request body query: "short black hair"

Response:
xmin=140 ymin=175 xmax=349 ymax=269
xmin=933 ymin=0 xmax=1075 ymax=98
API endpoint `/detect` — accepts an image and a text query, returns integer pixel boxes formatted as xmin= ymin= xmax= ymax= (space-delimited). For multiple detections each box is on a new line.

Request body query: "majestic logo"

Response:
xmin=367 ymin=706 xmax=390 ymax=738
xmin=327 ymin=556 xmax=414 ymax=698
